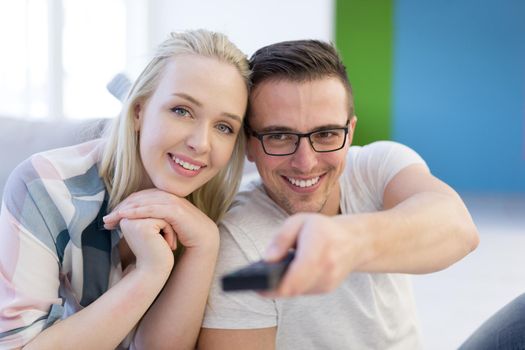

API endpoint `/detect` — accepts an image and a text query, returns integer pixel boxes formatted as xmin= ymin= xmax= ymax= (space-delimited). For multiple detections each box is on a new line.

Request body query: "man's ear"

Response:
xmin=133 ymin=102 xmax=143 ymax=131
xmin=245 ymin=136 xmax=255 ymax=162
xmin=347 ymin=115 xmax=358 ymax=144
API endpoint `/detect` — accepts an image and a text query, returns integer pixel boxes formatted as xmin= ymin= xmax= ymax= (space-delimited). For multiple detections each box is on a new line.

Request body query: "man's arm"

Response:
xmin=367 ymin=163 xmax=479 ymax=271
xmin=198 ymin=327 xmax=277 ymax=350
xmin=264 ymin=164 xmax=479 ymax=296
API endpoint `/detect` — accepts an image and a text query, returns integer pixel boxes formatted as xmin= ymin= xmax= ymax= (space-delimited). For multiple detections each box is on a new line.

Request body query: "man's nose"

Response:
xmin=289 ymin=137 xmax=318 ymax=172
xmin=185 ymin=123 xmax=212 ymax=154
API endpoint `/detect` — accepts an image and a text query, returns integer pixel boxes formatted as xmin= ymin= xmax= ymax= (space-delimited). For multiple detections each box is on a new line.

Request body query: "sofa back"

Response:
xmin=0 ymin=117 xmax=107 ymax=198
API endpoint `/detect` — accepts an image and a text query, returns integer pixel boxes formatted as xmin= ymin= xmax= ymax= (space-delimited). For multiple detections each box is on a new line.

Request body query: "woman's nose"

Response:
xmin=185 ymin=123 xmax=212 ymax=154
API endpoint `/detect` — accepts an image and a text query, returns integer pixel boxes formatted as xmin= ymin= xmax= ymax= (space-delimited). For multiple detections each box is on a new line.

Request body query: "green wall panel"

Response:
xmin=335 ymin=0 xmax=393 ymax=145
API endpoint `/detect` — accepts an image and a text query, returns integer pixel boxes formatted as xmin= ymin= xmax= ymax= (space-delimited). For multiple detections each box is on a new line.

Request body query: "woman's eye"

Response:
xmin=171 ymin=107 xmax=191 ymax=117
xmin=216 ymin=123 xmax=234 ymax=134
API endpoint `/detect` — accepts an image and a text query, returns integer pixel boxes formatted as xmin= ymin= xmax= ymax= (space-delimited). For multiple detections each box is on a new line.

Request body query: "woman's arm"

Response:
xmin=24 ymin=217 xmax=175 ymax=349
xmin=103 ymin=189 xmax=221 ymax=350
xmin=134 ymin=241 xmax=219 ymax=350
xmin=25 ymin=264 xmax=170 ymax=350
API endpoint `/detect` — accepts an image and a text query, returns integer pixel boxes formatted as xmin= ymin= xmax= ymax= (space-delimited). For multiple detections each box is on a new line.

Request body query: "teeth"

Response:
xmin=173 ymin=157 xmax=201 ymax=171
xmin=285 ymin=176 xmax=320 ymax=188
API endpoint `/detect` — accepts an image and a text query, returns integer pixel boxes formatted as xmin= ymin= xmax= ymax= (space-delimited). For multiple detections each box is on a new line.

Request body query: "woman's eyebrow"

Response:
xmin=173 ymin=92 xmax=242 ymax=123
xmin=172 ymin=92 xmax=202 ymax=107
xmin=222 ymin=113 xmax=243 ymax=124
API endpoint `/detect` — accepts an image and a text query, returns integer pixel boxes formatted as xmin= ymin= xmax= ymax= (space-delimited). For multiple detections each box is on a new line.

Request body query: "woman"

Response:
xmin=0 ymin=29 xmax=249 ymax=349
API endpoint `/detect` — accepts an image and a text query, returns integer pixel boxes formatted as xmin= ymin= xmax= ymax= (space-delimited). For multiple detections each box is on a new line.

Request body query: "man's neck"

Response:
xmin=320 ymin=184 xmax=341 ymax=216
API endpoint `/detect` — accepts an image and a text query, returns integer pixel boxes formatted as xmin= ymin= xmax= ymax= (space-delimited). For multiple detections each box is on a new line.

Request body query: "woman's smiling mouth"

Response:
xmin=169 ymin=153 xmax=207 ymax=176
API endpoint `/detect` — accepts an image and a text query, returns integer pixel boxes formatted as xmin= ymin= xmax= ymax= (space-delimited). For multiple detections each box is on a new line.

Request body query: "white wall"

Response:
xmin=146 ymin=0 xmax=334 ymax=56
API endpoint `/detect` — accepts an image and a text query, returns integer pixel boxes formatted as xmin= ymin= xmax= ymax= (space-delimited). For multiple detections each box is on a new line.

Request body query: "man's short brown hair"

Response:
xmin=248 ymin=40 xmax=354 ymax=121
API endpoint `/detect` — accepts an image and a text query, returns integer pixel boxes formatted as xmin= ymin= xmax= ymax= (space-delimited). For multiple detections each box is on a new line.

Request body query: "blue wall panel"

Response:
xmin=393 ymin=0 xmax=525 ymax=192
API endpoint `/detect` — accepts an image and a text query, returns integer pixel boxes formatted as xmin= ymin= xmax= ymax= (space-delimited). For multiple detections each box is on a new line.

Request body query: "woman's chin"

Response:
xmin=154 ymin=182 xmax=195 ymax=198
xmin=150 ymin=173 xmax=213 ymax=197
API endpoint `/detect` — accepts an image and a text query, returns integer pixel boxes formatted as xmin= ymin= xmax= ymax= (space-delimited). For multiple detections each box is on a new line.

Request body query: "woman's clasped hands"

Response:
xmin=102 ymin=188 xmax=220 ymax=273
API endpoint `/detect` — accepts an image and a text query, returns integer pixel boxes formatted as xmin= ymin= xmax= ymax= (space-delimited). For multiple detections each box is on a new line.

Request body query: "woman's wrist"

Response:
xmin=181 ymin=225 xmax=220 ymax=254
xmin=134 ymin=255 xmax=174 ymax=282
xmin=183 ymin=237 xmax=220 ymax=259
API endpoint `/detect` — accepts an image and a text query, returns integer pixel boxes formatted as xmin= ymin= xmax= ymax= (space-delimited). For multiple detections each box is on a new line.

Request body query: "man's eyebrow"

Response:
xmin=173 ymin=92 xmax=242 ymax=123
xmin=258 ymin=123 xmax=347 ymax=133
xmin=259 ymin=125 xmax=295 ymax=133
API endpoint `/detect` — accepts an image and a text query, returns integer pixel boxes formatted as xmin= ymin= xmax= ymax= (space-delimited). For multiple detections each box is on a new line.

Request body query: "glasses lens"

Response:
xmin=310 ymin=129 xmax=346 ymax=152
xmin=262 ymin=133 xmax=299 ymax=155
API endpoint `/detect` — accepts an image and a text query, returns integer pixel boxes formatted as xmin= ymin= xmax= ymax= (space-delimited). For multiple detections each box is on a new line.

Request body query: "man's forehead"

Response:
xmin=250 ymin=76 xmax=349 ymax=96
xmin=249 ymin=78 xmax=299 ymax=104
xmin=248 ymin=78 xmax=349 ymax=129
xmin=250 ymin=77 xmax=327 ymax=96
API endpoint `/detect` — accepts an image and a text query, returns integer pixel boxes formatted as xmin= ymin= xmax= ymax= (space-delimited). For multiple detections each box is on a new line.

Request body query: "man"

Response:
xmin=198 ymin=40 xmax=479 ymax=349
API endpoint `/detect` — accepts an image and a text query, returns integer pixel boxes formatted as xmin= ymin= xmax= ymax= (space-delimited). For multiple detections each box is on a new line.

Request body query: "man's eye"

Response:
xmin=216 ymin=123 xmax=233 ymax=134
xmin=267 ymin=134 xmax=290 ymax=141
xmin=316 ymin=131 xmax=335 ymax=138
xmin=171 ymin=107 xmax=191 ymax=117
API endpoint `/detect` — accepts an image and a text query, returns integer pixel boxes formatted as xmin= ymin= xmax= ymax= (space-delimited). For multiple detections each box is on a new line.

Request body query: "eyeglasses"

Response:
xmin=247 ymin=120 xmax=350 ymax=156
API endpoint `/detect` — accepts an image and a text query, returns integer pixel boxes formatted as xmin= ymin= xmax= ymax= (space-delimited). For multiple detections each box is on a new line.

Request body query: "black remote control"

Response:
xmin=221 ymin=251 xmax=295 ymax=292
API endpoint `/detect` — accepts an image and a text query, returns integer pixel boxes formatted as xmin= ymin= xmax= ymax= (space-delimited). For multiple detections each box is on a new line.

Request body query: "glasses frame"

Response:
xmin=247 ymin=119 xmax=350 ymax=156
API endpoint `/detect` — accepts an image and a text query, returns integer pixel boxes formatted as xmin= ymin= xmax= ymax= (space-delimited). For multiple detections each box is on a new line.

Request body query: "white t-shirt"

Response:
xmin=203 ymin=141 xmax=428 ymax=350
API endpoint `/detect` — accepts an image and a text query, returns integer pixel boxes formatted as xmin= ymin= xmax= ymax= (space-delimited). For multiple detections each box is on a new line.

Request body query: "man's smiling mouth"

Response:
xmin=284 ymin=176 xmax=321 ymax=188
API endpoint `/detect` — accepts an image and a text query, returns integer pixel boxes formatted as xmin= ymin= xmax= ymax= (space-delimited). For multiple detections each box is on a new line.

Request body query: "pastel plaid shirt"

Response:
xmin=0 ymin=140 xmax=129 ymax=348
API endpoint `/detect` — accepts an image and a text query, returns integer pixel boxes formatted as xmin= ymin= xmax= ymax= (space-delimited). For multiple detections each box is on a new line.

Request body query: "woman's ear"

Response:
xmin=134 ymin=102 xmax=143 ymax=132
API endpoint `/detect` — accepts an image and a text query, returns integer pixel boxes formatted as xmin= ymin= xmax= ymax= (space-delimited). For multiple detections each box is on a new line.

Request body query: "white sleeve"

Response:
xmin=345 ymin=141 xmax=429 ymax=210
xmin=202 ymin=221 xmax=278 ymax=329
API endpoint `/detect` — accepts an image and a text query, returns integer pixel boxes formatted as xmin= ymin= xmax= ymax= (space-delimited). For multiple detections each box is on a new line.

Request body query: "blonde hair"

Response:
xmin=99 ymin=29 xmax=250 ymax=223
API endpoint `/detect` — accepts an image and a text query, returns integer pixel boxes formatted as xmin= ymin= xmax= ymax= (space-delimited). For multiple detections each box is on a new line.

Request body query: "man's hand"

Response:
xmin=262 ymin=213 xmax=366 ymax=297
